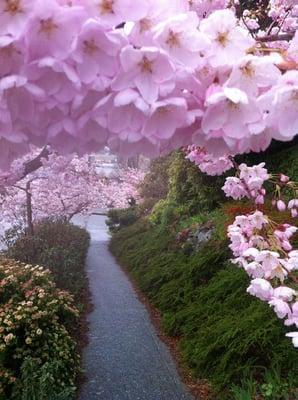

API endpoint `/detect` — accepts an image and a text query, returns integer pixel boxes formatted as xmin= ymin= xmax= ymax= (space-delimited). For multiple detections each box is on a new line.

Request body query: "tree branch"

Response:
xmin=21 ymin=146 xmax=50 ymax=180
xmin=257 ymin=32 xmax=296 ymax=42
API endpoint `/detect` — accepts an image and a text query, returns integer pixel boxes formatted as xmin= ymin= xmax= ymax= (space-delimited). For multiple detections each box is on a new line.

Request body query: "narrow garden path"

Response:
xmin=75 ymin=214 xmax=194 ymax=400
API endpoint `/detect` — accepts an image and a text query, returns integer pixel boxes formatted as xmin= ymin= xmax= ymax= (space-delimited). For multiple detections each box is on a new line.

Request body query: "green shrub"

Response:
xmin=0 ymin=259 xmax=79 ymax=400
xmin=15 ymin=358 xmax=76 ymax=400
xmin=139 ymin=155 xmax=172 ymax=207
xmin=6 ymin=220 xmax=90 ymax=307
xmin=167 ymin=152 xmax=226 ymax=214
xmin=106 ymin=207 xmax=139 ymax=233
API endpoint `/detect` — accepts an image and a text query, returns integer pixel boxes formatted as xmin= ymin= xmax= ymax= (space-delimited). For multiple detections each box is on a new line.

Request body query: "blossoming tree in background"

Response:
xmin=0 ymin=150 xmax=144 ymax=235
xmin=0 ymin=0 xmax=298 ymax=345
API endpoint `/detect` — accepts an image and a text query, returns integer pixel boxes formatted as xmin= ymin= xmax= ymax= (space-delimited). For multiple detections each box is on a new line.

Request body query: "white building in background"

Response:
xmin=89 ymin=147 xmax=150 ymax=177
xmin=88 ymin=147 xmax=119 ymax=177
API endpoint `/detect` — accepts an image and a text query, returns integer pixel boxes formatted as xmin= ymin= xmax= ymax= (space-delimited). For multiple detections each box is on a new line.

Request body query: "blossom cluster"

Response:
xmin=186 ymin=146 xmax=233 ymax=176
xmin=185 ymin=151 xmax=298 ymax=347
xmin=228 ymin=210 xmax=298 ymax=347
xmin=0 ymin=0 xmax=298 ymax=170
xmin=222 ymin=162 xmax=270 ymax=204
xmin=240 ymin=0 xmax=298 ymax=35
xmin=0 ymin=258 xmax=79 ymax=397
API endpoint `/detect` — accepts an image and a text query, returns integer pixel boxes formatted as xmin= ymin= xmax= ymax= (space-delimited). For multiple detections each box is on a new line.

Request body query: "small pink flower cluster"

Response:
xmin=222 ymin=162 xmax=269 ymax=204
xmin=228 ymin=210 xmax=298 ymax=347
xmin=273 ymin=195 xmax=298 ymax=217
xmin=186 ymin=146 xmax=233 ymax=176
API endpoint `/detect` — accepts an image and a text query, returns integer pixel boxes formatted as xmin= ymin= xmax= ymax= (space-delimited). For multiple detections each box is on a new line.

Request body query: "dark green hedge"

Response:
xmin=6 ymin=219 xmax=90 ymax=309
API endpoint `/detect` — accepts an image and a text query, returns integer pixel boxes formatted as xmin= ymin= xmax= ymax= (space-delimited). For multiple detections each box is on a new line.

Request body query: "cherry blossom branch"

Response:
xmin=257 ymin=32 xmax=296 ymax=42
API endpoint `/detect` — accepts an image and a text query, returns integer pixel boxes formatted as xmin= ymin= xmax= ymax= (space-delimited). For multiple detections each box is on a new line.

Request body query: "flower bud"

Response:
xmin=280 ymin=174 xmax=290 ymax=183
xmin=277 ymin=200 xmax=286 ymax=212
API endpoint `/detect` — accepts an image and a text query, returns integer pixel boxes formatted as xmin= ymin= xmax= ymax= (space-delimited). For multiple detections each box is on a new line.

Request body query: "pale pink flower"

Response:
xmin=202 ymin=87 xmax=264 ymax=141
xmin=153 ymin=12 xmax=209 ymax=68
xmin=288 ymin=30 xmax=298 ymax=63
xmin=244 ymin=261 xmax=264 ymax=278
xmin=269 ymin=297 xmax=292 ymax=319
xmin=222 ymin=177 xmax=247 ymax=200
xmin=72 ymin=19 xmax=126 ymax=84
xmin=142 ymin=97 xmax=188 ymax=140
xmin=200 ymin=9 xmax=254 ymax=67
xmin=112 ymin=45 xmax=175 ymax=104
xmin=25 ymin=0 xmax=84 ymax=61
xmin=258 ymin=71 xmax=298 ymax=142
xmin=107 ymin=89 xmax=149 ymax=143
xmin=226 ymin=54 xmax=282 ymax=96
xmin=273 ymin=286 xmax=296 ymax=302
xmin=88 ymin=0 xmax=149 ymax=27
xmin=248 ymin=211 xmax=268 ymax=230
xmin=0 ymin=0 xmax=34 ymax=36
xmin=247 ymin=278 xmax=274 ymax=301
xmin=285 ymin=302 xmax=298 ymax=328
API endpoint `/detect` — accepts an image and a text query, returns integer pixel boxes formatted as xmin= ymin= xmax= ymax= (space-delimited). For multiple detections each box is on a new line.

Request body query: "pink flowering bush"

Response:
xmin=0 ymin=258 xmax=80 ymax=399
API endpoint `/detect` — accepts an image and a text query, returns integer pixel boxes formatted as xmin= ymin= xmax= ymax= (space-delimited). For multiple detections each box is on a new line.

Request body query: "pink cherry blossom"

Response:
xmin=269 ymin=297 xmax=292 ymax=319
xmin=202 ymin=87 xmax=264 ymax=142
xmin=0 ymin=0 xmax=34 ymax=36
xmin=142 ymin=97 xmax=188 ymax=141
xmin=72 ymin=19 xmax=126 ymax=84
xmin=247 ymin=278 xmax=274 ymax=301
xmin=112 ymin=45 xmax=175 ymax=104
xmin=153 ymin=11 xmax=209 ymax=68
xmin=199 ymin=9 xmax=254 ymax=68
xmin=24 ymin=0 xmax=84 ymax=61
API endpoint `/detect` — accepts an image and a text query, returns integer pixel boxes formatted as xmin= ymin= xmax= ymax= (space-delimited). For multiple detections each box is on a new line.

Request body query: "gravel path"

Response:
xmin=76 ymin=214 xmax=194 ymax=400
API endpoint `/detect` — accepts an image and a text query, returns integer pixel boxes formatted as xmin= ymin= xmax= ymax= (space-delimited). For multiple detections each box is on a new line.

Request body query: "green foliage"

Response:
xmin=0 ymin=259 xmax=80 ymax=400
xmin=106 ymin=207 xmax=139 ymax=233
xmin=14 ymin=358 xmax=76 ymax=400
xmin=110 ymin=213 xmax=298 ymax=399
xmin=149 ymin=199 xmax=188 ymax=228
xmin=138 ymin=155 xmax=172 ymax=208
xmin=1 ymin=220 xmax=90 ymax=398
xmin=167 ymin=152 xmax=226 ymax=214
xmin=6 ymin=219 xmax=90 ymax=307
xmin=231 ymin=379 xmax=257 ymax=400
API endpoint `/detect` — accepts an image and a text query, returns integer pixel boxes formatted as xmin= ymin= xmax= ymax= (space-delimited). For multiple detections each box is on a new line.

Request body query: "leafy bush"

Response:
xmin=110 ymin=212 xmax=298 ymax=399
xmin=167 ymin=152 xmax=226 ymax=214
xmin=0 ymin=259 xmax=79 ymax=400
xmin=6 ymin=220 xmax=90 ymax=308
xmin=106 ymin=207 xmax=139 ymax=233
xmin=138 ymin=155 xmax=172 ymax=208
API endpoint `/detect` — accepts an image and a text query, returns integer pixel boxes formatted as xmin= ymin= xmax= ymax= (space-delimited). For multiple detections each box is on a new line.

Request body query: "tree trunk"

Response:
xmin=26 ymin=181 xmax=34 ymax=236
